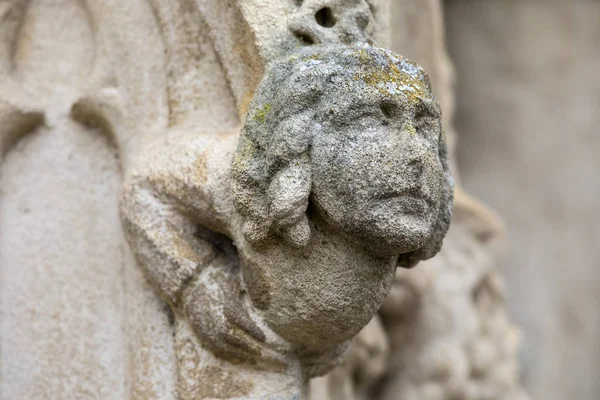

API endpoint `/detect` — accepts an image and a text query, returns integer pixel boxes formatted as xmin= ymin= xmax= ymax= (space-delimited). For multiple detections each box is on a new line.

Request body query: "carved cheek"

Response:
xmin=241 ymin=255 xmax=272 ymax=311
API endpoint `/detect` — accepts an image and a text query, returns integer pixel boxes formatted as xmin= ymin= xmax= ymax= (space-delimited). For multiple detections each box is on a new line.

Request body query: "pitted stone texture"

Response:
xmin=288 ymin=0 xmax=374 ymax=46
xmin=231 ymin=43 xmax=454 ymax=351
xmin=310 ymin=191 xmax=529 ymax=400
xmin=197 ymin=0 xmax=385 ymax=116
xmin=303 ymin=7 xmax=527 ymax=397
xmin=0 ymin=0 xmax=479 ymax=398
xmin=233 ymin=44 xmax=453 ymax=264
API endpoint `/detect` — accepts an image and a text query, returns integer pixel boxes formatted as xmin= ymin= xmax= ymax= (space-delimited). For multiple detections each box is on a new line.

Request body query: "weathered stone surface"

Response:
xmin=197 ymin=0 xmax=381 ymax=116
xmin=1 ymin=2 xmax=129 ymax=398
xmin=121 ymin=43 xmax=453 ymax=398
xmin=0 ymin=0 xmax=536 ymax=399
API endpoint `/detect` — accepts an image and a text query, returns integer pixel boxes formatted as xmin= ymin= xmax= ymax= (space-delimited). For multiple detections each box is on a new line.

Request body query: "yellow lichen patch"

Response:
xmin=253 ymin=103 xmax=272 ymax=124
xmin=352 ymin=49 xmax=429 ymax=104
xmin=354 ymin=48 xmax=372 ymax=65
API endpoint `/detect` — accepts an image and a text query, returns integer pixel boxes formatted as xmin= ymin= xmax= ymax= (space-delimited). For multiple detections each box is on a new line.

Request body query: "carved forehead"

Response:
xmin=244 ymin=45 xmax=438 ymax=144
xmin=278 ymin=45 xmax=433 ymax=102
xmin=339 ymin=46 xmax=433 ymax=104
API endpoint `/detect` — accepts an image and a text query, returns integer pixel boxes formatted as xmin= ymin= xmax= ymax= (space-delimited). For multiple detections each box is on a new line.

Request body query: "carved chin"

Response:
xmin=354 ymin=215 xmax=434 ymax=256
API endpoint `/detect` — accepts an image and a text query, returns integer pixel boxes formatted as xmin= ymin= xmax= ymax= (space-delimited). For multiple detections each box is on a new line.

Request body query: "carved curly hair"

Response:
xmin=231 ymin=44 xmax=453 ymax=268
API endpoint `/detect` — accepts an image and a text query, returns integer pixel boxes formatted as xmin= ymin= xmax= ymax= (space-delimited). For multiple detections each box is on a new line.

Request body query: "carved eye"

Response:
xmin=380 ymin=102 xmax=396 ymax=125
xmin=414 ymin=112 xmax=429 ymax=135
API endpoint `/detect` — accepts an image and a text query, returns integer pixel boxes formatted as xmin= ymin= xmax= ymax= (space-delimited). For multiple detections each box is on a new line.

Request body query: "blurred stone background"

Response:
xmin=445 ymin=1 xmax=600 ymax=399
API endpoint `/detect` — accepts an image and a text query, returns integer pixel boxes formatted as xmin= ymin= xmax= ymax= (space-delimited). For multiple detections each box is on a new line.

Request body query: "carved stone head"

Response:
xmin=232 ymin=44 xmax=453 ymax=267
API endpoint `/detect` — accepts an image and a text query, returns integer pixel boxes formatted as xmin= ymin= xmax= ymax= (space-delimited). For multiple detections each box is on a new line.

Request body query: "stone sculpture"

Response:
xmin=0 ymin=0 xmax=534 ymax=399
xmin=121 ymin=43 xmax=453 ymax=397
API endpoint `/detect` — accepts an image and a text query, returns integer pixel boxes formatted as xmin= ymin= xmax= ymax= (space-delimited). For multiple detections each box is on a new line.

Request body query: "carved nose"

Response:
xmin=406 ymin=158 xmax=424 ymax=178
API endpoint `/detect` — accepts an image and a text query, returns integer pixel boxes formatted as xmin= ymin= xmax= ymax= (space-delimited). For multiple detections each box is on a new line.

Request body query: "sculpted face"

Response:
xmin=310 ymin=89 xmax=445 ymax=256
xmin=233 ymin=45 xmax=451 ymax=259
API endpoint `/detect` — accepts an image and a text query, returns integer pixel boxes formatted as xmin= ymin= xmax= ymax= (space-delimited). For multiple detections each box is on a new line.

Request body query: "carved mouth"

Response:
xmin=377 ymin=192 xmax=429 ymax=214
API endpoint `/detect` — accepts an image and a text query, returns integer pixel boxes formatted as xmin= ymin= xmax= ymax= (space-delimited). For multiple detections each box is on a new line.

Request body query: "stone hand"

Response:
xmin=182 ymin=263 xmax=286 ymax=369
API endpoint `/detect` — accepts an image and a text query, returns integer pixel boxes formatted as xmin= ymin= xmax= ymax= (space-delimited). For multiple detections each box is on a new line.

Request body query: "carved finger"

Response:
xmin=217 ymin=328 xmax=288 ymax=371
xmin=201 ymin=329 xmax=261 ymax=363
xmin=185 ymin=300 xmax=265 ymax=364
xmin=220 ymin=265 xmax=264 ymax=340
xmin=223 ymin=304 xmax=266 ymax=343
xmin=218 ymin=322 xmax=287 ymax=370
xmin=219 ymin=324 xmax=262 ymax=356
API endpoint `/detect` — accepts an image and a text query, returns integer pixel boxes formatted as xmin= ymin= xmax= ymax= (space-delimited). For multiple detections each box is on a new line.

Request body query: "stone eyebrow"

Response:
xmin=325 ymin=94 xmax=392 ymax=121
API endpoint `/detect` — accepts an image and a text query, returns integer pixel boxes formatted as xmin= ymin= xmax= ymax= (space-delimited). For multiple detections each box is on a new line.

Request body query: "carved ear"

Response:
xmin=397 ymin=130 xmax=455 ymax=268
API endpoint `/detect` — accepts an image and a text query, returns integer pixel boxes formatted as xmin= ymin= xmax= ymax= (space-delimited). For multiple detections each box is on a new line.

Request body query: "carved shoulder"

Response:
xmin=127 ymin=130 xmax=241 ymax=234
xmin=120 ymin=130 xmax=242 ymax=305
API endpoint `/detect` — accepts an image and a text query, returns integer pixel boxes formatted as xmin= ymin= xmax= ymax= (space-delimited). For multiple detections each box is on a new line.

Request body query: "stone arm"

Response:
xmin=119 ymin=132 xmax=237 ymax=305
xmin=119 ymin=131 xmax=276 ymax=364
xmin=120 ymin=174 xmax=214 ymax=306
